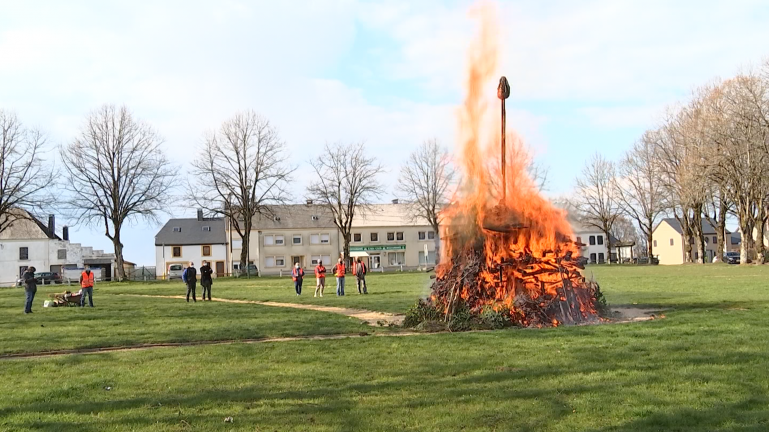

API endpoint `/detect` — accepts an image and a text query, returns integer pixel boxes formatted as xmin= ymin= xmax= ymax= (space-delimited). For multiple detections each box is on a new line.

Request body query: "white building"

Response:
xmin=155 ymin=211 xmax=229 ymax=279
xmin=0 ymin=211 xmax=117 ymax=286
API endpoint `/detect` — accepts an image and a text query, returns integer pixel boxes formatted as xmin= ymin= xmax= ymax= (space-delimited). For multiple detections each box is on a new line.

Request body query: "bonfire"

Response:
xmin=425 ymin=3 xmax=604 ymax=328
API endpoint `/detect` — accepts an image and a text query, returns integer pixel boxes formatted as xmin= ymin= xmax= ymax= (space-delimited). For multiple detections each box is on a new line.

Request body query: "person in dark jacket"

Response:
xmin=200 ymin=261 xmax=213 ymax=301
xmin=354 ymin=257 xmax=368 ymax=294
xmin=23 ymin=266 xmax=37 ymax=314
xmin=183 ymin=262 xmax=198 ymax=303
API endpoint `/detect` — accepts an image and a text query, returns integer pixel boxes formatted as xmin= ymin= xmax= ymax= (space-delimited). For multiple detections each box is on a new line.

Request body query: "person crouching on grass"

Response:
xmin=23 ymin=266 xmax=37 ymax=314
xmin=182 ymin=262 xmax=197 ymax=302
xmin=314 ymin=260 xmax=326 ymax=297
xmin=292 ymin=262 xmax=304 ymax=296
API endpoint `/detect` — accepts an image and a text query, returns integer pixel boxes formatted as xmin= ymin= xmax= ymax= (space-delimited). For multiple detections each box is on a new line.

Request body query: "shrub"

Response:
xmin=404 ymin=299 xmax=442 ymax=328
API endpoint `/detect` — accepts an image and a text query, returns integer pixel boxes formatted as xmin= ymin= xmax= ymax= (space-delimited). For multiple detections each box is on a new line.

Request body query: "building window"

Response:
xmin=292 ymin=256 xmax=303 ymax=266
xmin=576 ymin=236 xmax=582 ymax=245
xmin=264 ymin=235 xmax=274 ymax=246
xmin=388 ymin=251 xmax=405 ymax=266
xmin=396 ymin=232 xmax=404 ymax=241
xmin=292 ymin=235 xmax=302 ymax=245
xmin=276 ymin=256 xmax=285 ymax=267
xmin=418 ymin=231 xmax=426 ymax=240
xmin=275 ymin=235 xmax=284 ymax=245
xmin=311 ymin=255 xmax=331 ymax=265
xmin=653 ymin=240 xmax=658 ymax=247
xmin=598 ymin=253 xmax=605 ymax=263
xmin=310 ymin=234 xmax=320 ymax=244
xmin=428 ymin=231 xmax=435 ymax=240
xmin=172 ymin=246 xmax=181 ymax=257
xmin=19 ymin=247 xmax=29 ymax=260
xmin=202 ymin=245 xmax=211 ymax=256
xmin=202 ymin=226 xmax=211 ymax=232
xmin=589 ymin=253 xmax=596 ymax=264
xmin=387 ymin=232 xmax=395 ymax=241
xmin=57 ymin=249 xmax=67 ymax=260
xmin=419 ymin=250 xmax=436 ymax=265
xmin=370 ymin=232 xmax=379 ymax=242
xmin=589 ymin=236 xmax=596 ymax=245
xmin=669 ymin=239 xmax=674 ymax=246
xmin=265 ymin=256 xmax=286 ymax=267
xmin=173 ymin=227 xmax=181 ymax=232
xmin=265 ymin=256 xmax=274 ymax=267
xmin=232 ymin=239 xmax=242 ymax=249
xmin=353 ymin=233 xmax=362 ymax=242
xmin=320 ymin=233 xmax=330 ymax=244
xmin=712 ymin=236 xmax=717 ymax=244
xmin=597 ymin=235 xmax=604 ymax=245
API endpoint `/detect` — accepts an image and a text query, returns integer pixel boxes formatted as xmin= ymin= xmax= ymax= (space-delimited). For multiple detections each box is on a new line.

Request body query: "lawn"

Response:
xmin=2 ymin=265 xmax=769 ymax=431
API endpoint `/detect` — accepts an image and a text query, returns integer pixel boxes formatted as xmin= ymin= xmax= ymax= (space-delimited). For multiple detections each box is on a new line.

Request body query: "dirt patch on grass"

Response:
xmin=608 ymin=307 xmax=663 ymax=323
xmin=121 ymin=294 xmax=406 ymax=326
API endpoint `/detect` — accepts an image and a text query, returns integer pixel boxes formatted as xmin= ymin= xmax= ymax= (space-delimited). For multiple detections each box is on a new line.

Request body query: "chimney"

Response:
xmin=197 ymin=209 xmax=203 ymax=221
xmin=63 ymin=226 xmax=69 ymax=241
xmin=306 ymin=199 xmax=313 ymax=205
xmin=48 ymin=215 xmax=55 ymax=237
xmin=391 ymin=199 xmax=399 ymax=205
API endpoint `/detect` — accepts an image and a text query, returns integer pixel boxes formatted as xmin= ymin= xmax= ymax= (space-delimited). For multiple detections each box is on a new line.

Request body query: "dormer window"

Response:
xmin=173 ymin=227 xmax=181 ymax=232
xmin=202 ymin=226 xmax=211 ymax=232
xmin=274 ymin=216 xmax=281 ymax=222
xmin=311 ymin=215 xmax=319 ymax=221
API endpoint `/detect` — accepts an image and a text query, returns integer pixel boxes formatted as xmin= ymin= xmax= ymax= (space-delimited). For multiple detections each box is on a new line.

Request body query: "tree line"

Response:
xmin=0 ymin=107 xmax=453 ymax=279
xmin=573 ymin=60 xmax=769 ymax=264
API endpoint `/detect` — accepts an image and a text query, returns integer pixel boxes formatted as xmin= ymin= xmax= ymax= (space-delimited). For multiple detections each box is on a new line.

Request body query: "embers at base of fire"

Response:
xmin=429 ymin=229 xmax=602 ymax=329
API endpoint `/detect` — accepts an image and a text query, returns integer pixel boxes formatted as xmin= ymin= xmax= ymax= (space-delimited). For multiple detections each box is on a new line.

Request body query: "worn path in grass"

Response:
xmin=122 ymin=294 xmax=406 ymax=326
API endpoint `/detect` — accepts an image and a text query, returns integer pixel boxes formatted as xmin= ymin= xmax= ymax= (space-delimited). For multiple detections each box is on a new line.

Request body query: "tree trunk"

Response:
xmin=739 ymin=217 xmax=751 ymax=265
xmin=714 ymin=196 xmax=727 ymax=263
xmin=604 ymin=228 xmax=613 ymax=265
xmin=239 ymin=218 xmax=252 ymax=275
xmin=113 ymin=228 xmax=126 ymax=281
xmin=646 ymin=228 xmax=653 ymax=260
xmin=342 ymin=232 xmax=351 ymax=269
xmin=679 ymin=213 xmax=693 ymax=263
xmin=433 ymin=222 xmax=441 ymax=265
xmin=756 ymin=214 xmax=766 ymax=265
xmin=691 ymin=205 xmax=705 ymax=264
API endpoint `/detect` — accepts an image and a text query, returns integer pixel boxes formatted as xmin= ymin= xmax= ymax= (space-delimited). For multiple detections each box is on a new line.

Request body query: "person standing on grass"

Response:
xmin=183 ymin=262 xmax=197 ymax=303
xmin=292 ymin=262 xmax=305 ymax=296
xmin=79 ymin=266 xmax=95 ymax=308
xmin=23 ymin=266 xmax=37 ymax=314
xmin=353 ymin=257 xmax=368 ymax=294
xmin=335 ymin=258 xmax=346 ymax=296
xmin=314 ymin=259 xmax=326 ymax=297
xmin=200 ymin=261 xmax=213 ymax=301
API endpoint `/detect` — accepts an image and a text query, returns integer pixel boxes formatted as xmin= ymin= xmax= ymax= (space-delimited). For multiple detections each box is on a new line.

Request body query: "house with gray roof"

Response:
xmin=155 ymin=210 xmax=228 ymax=279
xmin=651 ymin=218 xmax=733 ymax=264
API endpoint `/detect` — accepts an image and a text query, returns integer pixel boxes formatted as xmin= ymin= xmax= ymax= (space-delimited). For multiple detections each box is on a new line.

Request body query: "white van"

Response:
xmin=168 ymin=264 xmax=184 ymax=280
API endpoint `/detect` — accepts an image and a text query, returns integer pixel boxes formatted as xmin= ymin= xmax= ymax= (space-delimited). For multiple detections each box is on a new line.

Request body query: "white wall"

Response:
xmin=155 ymin=244 xmax=228 ymax=278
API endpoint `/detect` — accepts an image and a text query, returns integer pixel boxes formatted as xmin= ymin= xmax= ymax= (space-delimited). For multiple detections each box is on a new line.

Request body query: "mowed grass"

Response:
xmin=109 ymin=271 xmax=432 ymax=314
xmin=2 ymin=265 xmax=769 ymax=431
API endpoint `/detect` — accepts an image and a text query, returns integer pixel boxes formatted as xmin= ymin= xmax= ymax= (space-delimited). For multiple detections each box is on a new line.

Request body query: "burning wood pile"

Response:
xmin=421 ymin=5 xmax=604 ymax=328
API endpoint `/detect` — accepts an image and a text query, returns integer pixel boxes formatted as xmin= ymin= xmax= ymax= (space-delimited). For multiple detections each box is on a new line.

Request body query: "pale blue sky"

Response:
xmin=1 ymin=0 xmax=767 ymax=265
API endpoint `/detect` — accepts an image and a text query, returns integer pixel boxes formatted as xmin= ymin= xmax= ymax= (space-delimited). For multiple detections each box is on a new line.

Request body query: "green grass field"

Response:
xmin=2 ymin=266 xmax=769 ymax=431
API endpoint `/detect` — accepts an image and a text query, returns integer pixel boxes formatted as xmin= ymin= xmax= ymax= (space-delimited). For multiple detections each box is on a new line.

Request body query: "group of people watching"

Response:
xmin=22 ymin=265 xmax=96 ymax=313
xmin=292 ymin=257 xmax=368 ymax=297
xmin=181 ymin=261 xmax=214 ymax=302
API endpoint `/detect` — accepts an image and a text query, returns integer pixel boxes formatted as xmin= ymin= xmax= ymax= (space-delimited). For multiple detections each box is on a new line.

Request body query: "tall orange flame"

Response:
xmin=433 ymin=1 xmax=598 ymax=327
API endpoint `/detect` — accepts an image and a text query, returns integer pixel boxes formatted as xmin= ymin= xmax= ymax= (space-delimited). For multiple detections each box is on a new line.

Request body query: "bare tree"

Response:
xmin=613 ymin=130 xmax=667 ymax=259
xmin=711 ymin=74 xmax=769 ymax=264
xmin=307 ymin=142 xmax=384 ymax=267
xmin=189 ymin=110 xmax=293 ymax=274
xmin=610 ymin=215 xmax=641 ymax=261
xmin=396 ymin=139 xmax=454 ymax=264
xmin=61 ymin=105 xmax=177 ymax=281
xmin=0 ymin=110 xmax=54 ymax=233
xmin=574 ymin=153 xmax=621 ymax=263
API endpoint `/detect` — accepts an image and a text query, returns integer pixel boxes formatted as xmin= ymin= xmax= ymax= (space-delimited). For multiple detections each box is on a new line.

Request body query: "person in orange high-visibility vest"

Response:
xmin=79 ymin=266 xmax=95 ymax=307
xmin=314 ymin=260 xmax=326 ymax=298
xmin=335 ymin=258 xmax=346 ymax=296
xmin=353 ymin=257 xmax=368 ymax=295
xmin=291 ymin=262 xmax=305 ymax=296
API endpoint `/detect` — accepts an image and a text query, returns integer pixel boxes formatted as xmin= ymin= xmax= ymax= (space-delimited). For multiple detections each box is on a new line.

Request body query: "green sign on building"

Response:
xmin=349 ymin=245 xmax=406 ymax=252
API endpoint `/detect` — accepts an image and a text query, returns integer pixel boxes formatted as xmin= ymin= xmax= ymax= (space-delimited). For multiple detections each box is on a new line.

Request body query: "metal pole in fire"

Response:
xmin=497 ymin=76 xmax=510 ymax=203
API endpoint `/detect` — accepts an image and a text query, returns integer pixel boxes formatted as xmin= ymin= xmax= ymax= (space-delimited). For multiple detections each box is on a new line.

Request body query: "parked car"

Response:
xmin=724 ymin=252 xmax=740 ymax=264
xmin=16 ymin=272 xmax=62 ymax=286
xmin=168 ymin=264 xmax=184 ymax=280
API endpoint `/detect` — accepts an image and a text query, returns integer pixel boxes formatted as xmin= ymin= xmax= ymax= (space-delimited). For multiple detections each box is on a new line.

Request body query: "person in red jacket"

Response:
xmin=353 ymin=257 xmax=368 ymax=294
xmin=314 ymin=260 xmax=326 ymax=297
xmin=335 ymin=258 xmax=346 ymax=296
xmin=292 ymin=262 xmax=305 ymax=296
